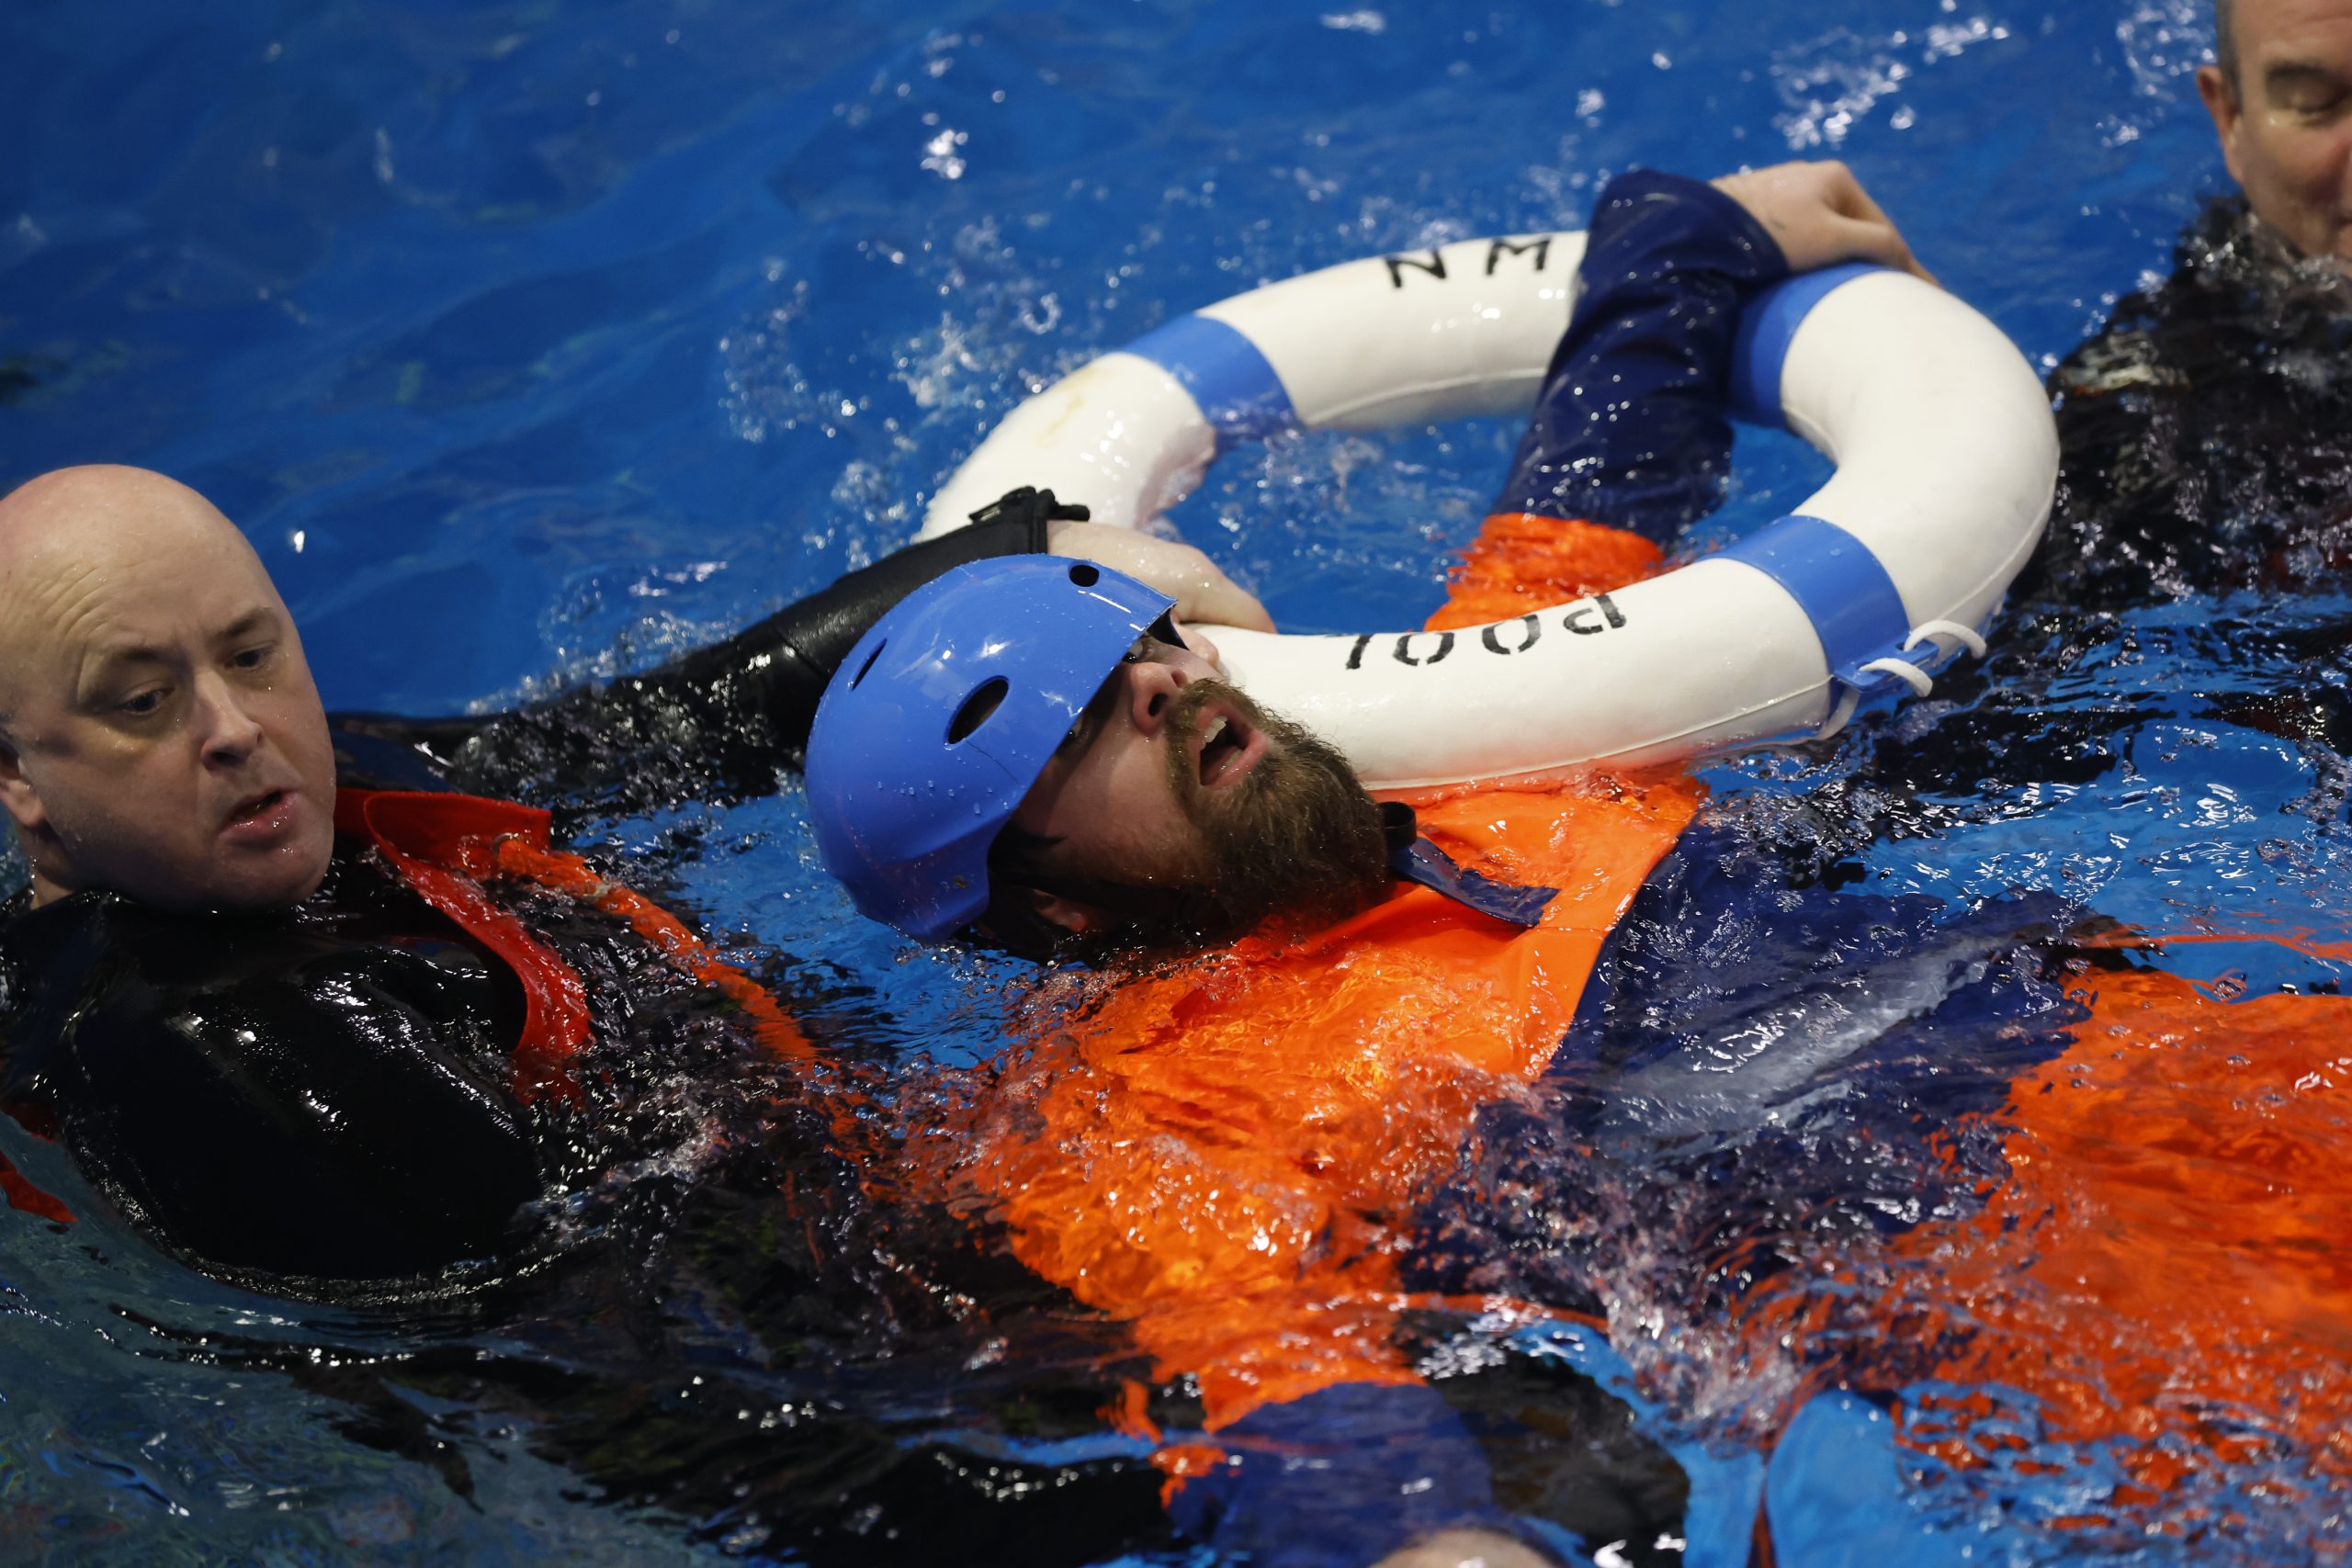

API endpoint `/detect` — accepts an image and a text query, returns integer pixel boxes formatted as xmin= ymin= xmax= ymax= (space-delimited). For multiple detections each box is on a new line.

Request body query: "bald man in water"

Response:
xmin=0 ymin=467 xmax=555 ymax=1284
xmin=0 ymin=461 xmax=1266 ymax=1288
xmin=0 ymin=467 xmax=339 ymax=911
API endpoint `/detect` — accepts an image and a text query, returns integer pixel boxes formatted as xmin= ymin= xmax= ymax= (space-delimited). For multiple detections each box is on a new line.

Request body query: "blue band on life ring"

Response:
xmin=1729 ymin=264 xmax=1883 ymax=430
xmin=1121 ymin=313 xmax=1298 ymax=449
xmin=1715 ymin=513 xmax=1911 ymax=682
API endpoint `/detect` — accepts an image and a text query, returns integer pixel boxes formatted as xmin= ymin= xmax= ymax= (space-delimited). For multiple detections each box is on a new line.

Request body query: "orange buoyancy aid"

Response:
xmin=920 ymin=515 xmax=1695 ymax=1428
xmin=1881 ymin=951 xmax=2352 ymax=1499
xmin=335 ymin=788 xmax=814 ymax=1105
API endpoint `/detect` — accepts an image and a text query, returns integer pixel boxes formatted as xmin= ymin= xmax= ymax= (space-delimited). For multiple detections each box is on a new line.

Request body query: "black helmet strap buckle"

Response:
xmin=969 ymin=484 xmax=1093 ymax=529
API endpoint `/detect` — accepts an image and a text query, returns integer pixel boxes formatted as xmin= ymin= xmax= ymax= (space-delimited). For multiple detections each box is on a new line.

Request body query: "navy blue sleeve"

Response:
xmin=1165 ymin=1382 xmax=1566 ymax=1568
xmin=1492 ymin=169 xmax=1791 ymax=543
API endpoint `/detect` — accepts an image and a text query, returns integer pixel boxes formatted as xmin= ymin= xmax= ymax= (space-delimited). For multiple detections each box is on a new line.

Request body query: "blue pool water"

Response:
xmin=6 ymin=1 xmax=2346 ymax=1563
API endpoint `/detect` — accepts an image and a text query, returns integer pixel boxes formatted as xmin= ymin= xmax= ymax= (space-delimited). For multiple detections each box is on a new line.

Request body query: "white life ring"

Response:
xmin=918 ymin=232 xmax=2057 ymax=792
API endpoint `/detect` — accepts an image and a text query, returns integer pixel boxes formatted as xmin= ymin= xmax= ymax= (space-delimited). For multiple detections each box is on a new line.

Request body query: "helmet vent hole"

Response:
xmin=1068 ymin=563 xmax=1100 ymax=587
xmin=849 ymin=639 xmax=887 ymax=690
xmin=946 ymin=677 xmax=1010 ymax=743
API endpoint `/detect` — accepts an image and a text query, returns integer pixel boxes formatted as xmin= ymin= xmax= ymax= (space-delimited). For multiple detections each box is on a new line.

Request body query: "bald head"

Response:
xmin=0 ymin=461 xmax=226 ymax=525
xmin=0 ymin=462 xmax=247 ymax=546
xmin=0 ymin=467 xmax=336 ymax=910
xmin=0 ymin=467 xmax=271 ymax=712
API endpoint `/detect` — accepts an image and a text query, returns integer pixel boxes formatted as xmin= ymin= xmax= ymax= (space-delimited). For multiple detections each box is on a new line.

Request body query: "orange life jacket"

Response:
xmin=1879 ymin=945 xmax=2352 ymax=1498
xmin=914 ymin=514 xmax=1697 ymax=1429
xmin=922 ymin=513 xmax=2352 ymax=1516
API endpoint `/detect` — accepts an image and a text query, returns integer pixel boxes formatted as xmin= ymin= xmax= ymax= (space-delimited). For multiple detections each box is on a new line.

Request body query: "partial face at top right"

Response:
xmin=2202 ymin=0 xmax=2352 ymax=268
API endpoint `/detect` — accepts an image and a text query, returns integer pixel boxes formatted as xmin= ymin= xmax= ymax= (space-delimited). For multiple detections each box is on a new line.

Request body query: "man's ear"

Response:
xmin=2197 ymin=63 xmax=2247 ymax=186
xmin=0 ymin=738 xmax=46 ymax=835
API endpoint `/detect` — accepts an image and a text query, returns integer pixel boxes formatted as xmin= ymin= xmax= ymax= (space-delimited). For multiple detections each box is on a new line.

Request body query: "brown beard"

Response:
xmin=987 ymin=681 xmax=1392 ymax=959
xmin=1159 ymin=678 xmax=1390 ymax=925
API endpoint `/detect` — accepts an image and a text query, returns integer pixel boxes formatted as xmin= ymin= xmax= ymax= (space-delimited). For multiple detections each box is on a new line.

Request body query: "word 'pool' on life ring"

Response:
xmin=916 ymin=233 xmax=2058 ymax=792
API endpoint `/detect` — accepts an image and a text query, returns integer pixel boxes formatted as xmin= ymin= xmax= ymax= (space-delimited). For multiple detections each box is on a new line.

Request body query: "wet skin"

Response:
xmin=0 ymin=467 xmax=337 ymax=911
xmin=2201 ymin=0 xmax=2352 ymax=268
xmin=1011 ymin=619 xmax=1274 ymax=893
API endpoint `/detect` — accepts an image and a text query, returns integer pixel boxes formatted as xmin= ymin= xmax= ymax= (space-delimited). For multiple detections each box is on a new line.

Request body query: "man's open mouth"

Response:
xmin=224 ymin=788 xmax=288 ymax=828
xmin=1193 ymin=710 xmax=1266 ymax=789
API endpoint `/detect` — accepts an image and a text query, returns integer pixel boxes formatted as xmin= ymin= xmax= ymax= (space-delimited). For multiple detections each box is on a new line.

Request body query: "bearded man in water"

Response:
xmin=797 ymin=158 xmax=1939 ymax=1568
xmin=803 ymin=158 xmax=1930 ymax=955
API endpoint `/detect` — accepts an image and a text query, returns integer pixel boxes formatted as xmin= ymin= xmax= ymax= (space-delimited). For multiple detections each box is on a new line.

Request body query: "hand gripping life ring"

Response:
xmin=917 ymin=234 xmax=2058 ymax=791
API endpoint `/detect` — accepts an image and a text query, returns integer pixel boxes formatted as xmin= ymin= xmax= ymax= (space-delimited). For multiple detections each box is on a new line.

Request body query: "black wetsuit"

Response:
xmin=2036 ymin=196 xmax=2352 ymax=612
xmin=0 ymin=514 xmax=1049 ymax=1288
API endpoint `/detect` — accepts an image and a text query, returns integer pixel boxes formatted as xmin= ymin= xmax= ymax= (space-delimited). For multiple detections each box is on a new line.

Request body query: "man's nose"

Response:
xmin=1122 ymin=658 xmax=1193 ymax=736
xmin=193 ymin=671 xmax=266 ymax=764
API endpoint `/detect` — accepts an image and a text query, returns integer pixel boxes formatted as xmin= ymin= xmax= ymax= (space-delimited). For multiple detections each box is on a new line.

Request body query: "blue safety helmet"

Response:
xmin=805 ymin=555 xmax=1178 ymax=940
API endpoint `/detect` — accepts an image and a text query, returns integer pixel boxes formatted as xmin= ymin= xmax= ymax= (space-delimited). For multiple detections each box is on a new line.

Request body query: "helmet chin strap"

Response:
xmin=1376 ymin=802 xmax=1557 ymax=928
